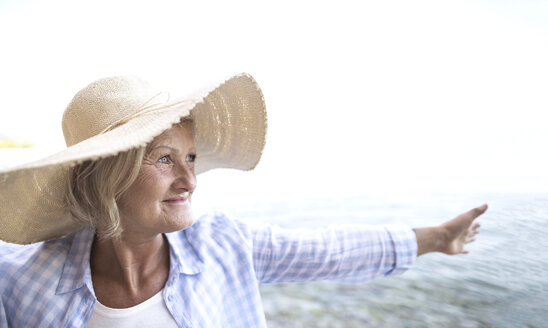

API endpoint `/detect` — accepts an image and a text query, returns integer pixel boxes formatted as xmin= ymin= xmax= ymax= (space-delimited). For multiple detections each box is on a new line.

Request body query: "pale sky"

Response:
xmin=1 ymin=0 xmax=547 ymax=196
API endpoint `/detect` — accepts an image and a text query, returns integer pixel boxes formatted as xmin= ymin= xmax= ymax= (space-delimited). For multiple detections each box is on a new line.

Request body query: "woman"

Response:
xmin=0 ymin=74 xmax=486 ymax=327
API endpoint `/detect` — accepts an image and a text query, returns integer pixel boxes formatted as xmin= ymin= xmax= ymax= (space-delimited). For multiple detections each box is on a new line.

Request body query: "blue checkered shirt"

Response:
xmin=0 ymin=213 xmax=417 ymax=327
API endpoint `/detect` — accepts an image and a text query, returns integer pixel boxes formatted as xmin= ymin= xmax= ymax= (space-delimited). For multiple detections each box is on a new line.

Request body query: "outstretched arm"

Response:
xmin=413 ymin=204 xmax=487 ymax=256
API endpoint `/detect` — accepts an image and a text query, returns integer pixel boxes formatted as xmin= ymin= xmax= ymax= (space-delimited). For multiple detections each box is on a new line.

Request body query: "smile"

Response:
xmin=163 ymin=192 xmax=190 ymax=205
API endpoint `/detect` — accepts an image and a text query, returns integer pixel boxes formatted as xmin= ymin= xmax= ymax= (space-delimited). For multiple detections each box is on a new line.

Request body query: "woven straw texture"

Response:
xmin=0 ymin=73 xmax=267 ymax=244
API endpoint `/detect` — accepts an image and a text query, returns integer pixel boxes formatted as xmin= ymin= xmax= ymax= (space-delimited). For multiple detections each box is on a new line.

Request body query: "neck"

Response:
xmin=91 ymin=232 xmax=170 ymax=296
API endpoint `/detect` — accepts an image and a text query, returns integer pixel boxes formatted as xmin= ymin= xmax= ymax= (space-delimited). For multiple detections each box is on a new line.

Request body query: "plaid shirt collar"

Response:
xmin=53 ymin=226 xmax=204 ymax=295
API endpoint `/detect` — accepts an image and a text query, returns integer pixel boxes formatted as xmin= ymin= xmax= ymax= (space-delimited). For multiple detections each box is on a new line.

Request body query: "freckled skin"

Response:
xmin=117 ymin=121 xmax=197 ymax=239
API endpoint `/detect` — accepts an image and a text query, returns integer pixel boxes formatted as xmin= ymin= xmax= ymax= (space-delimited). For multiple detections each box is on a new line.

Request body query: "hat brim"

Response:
xmin=0 ymin=73 xmax=267 ymax=244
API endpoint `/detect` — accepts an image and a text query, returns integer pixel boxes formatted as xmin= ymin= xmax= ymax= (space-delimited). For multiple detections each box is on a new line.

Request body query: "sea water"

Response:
xmin=195 ymin=191 xmax=548 ymax=327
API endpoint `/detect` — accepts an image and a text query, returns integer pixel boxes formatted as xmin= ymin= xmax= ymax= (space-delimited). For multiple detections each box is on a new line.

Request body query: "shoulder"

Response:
xmin=187 ymin=212 xmax=253 ymax=242
xmin=0 ymin=237 xmax=71 ymax=273
xmin=0 ymin=234 xmax=73 ymax=293
xmin=0 ymin=231 xmax=94 ymax=327
xmin=166 ymin=212 xmax=255 ymax=259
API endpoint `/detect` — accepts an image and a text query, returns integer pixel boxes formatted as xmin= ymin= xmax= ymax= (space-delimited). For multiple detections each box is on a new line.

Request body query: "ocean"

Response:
xmin=194 ymin=191 xmax=548 ymax=327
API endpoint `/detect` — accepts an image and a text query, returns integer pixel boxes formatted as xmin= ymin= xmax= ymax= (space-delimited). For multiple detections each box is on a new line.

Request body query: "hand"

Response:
xmin=438 ymin=204 xmax=487 ymax=255
xmin=414 ymin=204 xmax=487 ymax=256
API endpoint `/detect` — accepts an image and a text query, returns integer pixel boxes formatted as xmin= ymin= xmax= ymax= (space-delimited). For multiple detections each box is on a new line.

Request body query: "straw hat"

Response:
xmin=0 ymin=73 xmax=267 ymax=244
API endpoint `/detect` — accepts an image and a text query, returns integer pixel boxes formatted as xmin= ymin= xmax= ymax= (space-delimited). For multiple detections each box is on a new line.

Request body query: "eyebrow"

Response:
xmin=148 ymin=146 xmax=197 ymax=154
xmin=150 ymin=146 xmax=180 ymax=154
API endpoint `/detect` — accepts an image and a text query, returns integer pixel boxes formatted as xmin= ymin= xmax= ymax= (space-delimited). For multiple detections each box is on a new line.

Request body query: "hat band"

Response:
xmin=100 ymin=91 xmax=172 ymax=134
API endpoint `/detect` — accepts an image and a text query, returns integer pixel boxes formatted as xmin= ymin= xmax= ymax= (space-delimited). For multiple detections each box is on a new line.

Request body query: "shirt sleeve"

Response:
xmin=251 ymin=223 xmax=417 ymax=284
xmin=0 ymin=296 xmax=8 ymax=327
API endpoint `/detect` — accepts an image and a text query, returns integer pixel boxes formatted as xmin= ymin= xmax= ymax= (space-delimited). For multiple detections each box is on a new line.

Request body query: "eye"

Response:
xmin=186 ymin=154 xmax=197 ymax=163
xmin=157 ymin=155 xmax=172 ymax=164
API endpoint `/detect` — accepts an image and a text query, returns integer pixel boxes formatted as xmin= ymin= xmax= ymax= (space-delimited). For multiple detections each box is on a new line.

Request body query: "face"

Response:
xmin=118 ymin=121 xmax=197 ymax=238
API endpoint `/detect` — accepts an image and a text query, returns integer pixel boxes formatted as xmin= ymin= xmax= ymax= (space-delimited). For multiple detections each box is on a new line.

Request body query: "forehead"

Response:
xmin=148 ymin=121 xmax=195 ymax=150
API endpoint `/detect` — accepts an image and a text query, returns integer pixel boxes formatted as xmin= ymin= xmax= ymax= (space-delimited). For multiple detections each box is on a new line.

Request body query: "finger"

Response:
xmin=471 ymin=223 xmax=480 ymax=232
xmin=465 ymin=237 xmax=476 ymax=243
xmin=461 ymin=249 xmax=469 ymax=255
xmin=468 ymin=204 xmax=488 ymax=219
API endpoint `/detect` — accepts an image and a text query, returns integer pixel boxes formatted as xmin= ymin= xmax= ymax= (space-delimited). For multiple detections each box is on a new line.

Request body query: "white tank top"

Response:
xmin=86 ymin=290 xmax=179 ymax=328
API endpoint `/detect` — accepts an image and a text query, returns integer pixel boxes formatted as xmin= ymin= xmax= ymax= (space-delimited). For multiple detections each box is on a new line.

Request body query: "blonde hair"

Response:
xmin=66 ymin=147 xmax=145 ymax=239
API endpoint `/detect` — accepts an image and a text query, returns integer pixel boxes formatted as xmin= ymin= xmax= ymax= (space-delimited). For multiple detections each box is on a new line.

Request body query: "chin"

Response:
xmin=167 ymin=213 xmax=195 ymax=232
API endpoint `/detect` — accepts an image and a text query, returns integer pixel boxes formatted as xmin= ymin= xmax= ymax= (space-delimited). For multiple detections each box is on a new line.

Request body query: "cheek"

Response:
xmin=121 ymin=169 xmax=169 ymax=207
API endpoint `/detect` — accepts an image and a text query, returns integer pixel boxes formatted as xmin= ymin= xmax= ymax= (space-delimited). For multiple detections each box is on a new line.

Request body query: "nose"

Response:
xmin=171 ymin=162 xmax=197 ymax=192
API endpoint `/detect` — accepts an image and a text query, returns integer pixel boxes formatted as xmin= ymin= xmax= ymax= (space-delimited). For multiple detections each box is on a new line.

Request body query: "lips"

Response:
xmin=163 ymin=192 xmax=191 ymax=204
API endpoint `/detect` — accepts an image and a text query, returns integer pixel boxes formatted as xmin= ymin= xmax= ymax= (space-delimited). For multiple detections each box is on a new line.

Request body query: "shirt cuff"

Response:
xmin=384 ymin=225 xmax=418 ymax=276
